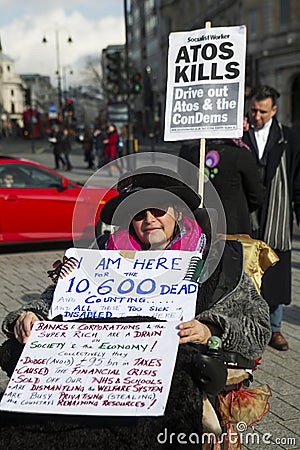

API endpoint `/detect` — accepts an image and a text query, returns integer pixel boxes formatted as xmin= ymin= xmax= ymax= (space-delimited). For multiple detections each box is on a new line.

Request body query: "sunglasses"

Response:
xmin=133 ymin=207 xmax=169 ymax=221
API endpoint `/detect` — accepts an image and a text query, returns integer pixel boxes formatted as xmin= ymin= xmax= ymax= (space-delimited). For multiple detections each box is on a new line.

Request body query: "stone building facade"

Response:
xmin=0 ymin=41 xmax=26 ymax=135
xmin=20 ymin=74 xmax=54 ymax=114
xmin=127 ymin=0 xmax=300 ymax=131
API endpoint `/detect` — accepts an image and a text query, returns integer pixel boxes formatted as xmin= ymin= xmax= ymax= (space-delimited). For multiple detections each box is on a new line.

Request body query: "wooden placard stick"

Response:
xmin=198 ymin=21 xmax=211 ymax=206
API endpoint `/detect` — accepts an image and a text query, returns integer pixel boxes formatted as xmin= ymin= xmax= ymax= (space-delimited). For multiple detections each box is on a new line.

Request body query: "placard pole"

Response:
xmin=198 ymin=21 xmax=211 ymax=206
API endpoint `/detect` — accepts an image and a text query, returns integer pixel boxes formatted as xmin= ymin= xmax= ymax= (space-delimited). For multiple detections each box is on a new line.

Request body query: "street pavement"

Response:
xmin=0 ymin=135 xmax=179 ymax=186
xmin=0 ymin=136 xmax=299 ymax=449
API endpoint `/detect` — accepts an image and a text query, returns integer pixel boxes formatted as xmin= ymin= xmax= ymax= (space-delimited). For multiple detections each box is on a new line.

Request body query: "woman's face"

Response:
xmin=132 ymin=206 xmax=178 ymax=249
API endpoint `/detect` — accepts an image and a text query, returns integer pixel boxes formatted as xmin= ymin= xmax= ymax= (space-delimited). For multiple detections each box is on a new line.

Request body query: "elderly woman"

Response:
xmin=0 ymin=166 xmax=271 ymax=449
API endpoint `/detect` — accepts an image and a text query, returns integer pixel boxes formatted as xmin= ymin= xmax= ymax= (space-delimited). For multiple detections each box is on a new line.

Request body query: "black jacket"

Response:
xmin=178 ymin=140 xmax=265 ymax=234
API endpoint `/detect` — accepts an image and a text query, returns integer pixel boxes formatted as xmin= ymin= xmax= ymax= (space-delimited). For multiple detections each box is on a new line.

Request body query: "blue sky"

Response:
xmin=0 ymin=1 xmax=125 ymax=86
xmin=0 ymin=1 xmax=124 ymax=24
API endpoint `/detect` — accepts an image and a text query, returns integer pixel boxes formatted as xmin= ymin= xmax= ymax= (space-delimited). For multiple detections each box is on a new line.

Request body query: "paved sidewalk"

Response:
xmin=0 ymin=136 xmax=118 ymax=186
xmin=0 ymin=136 xmax=179 ymax=186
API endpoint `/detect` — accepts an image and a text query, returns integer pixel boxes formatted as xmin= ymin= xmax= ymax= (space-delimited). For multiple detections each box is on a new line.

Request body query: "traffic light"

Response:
xmin=103 ymin=47 xmax=127 ymax=100
xmin=63 ymin=99 xmax=75 ymax=124
xmin=24 ymin=88 xmax=31 ymax=106
xmin=132 ymin=72 xmax=142 ymax=94
xmin=66 ymin=99 xmax=74 ymax=113
xmin=106 ymin=51 xmax=121 ymax=91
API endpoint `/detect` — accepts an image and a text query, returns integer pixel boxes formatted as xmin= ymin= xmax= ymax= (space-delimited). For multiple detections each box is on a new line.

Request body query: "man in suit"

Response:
xmin=243 ymin=85 xmax=300 ymax=351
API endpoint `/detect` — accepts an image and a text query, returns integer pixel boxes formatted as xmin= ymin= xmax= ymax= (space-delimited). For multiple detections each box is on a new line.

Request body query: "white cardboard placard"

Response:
xmin=49 ymin=248 xmax=199 ymax=323
xmin=164 ymin=25 xmax=247 ymax=140
xmin=0 ymin=321 xmax=179 ymax=416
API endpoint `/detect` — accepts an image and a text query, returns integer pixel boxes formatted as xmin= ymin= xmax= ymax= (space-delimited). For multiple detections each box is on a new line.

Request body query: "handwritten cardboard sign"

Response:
xmin=49 ymin=248 xmax=200 ymax=322
xmin=0 ymin=321 xmax=179 ymax=416
xmin=164 ymin=25 xmax=246 ymax=140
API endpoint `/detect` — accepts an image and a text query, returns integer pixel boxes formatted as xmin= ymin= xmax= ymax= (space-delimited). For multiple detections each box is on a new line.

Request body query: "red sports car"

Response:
xmin=0 ymin=157 xmax=117 ymax=245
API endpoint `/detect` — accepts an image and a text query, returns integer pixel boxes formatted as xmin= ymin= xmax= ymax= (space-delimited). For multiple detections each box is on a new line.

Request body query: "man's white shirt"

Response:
xmin=254 ymin=119 xmax=272 ymax=159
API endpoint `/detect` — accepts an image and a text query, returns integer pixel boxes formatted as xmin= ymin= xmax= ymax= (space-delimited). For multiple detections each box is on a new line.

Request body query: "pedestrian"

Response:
xmin=48 ymin=124 xmax=66 ymax=170
xmin=93 ymin=126 xmax=105 ymax=169
xmin=116 ymin=125 xmax=128 ymax=172
xmin=82 ymin=125 xmax=94 ymax=169
xmin=243 ymin=85 xmax=300 ymax=351
xmin=103 ymin=124 xmax=119 ymax=174
xmin=61 ymin=127 xmax=72 ymax=171
xmin=0 ymin=166 xmax=272 ymax=449
xmin=178 ymin=138 xmax=265 ymax=234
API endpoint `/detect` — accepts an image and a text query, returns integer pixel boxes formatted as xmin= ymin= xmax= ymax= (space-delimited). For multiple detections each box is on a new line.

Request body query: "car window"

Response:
xmin=0 ymin=165 xmax=24 ymax=187
xmin=0 ymin=164 xmax=65 ymax=188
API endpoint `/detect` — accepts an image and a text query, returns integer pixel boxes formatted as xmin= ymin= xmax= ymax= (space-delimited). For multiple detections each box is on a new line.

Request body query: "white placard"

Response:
xmin=0 ymin=321 xmax=179 ymax=416
xmin=164 ymin=25 xmax=247 ymax=141
xmin=49 ymin=248 xmax=200 ymax=322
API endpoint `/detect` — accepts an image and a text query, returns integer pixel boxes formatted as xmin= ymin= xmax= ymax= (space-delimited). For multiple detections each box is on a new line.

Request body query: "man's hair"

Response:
xmin=1 ymin=170 xmax=14 ymax=178
xmin=251 ymin=85 xmax=280 ymax=106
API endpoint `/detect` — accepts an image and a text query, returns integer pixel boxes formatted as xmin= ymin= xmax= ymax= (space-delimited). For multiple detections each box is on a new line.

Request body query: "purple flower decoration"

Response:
xmin=205 ymin=150 xmax=220 ymax=169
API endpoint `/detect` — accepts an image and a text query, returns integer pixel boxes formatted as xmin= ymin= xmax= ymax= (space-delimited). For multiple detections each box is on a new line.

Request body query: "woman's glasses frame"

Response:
xmin=133 ymin=207 xmax=170 ymax=221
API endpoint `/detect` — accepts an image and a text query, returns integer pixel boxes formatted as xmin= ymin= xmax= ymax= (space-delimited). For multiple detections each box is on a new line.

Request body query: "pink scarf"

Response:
xmin=107 ymin=217 xmax=202 ymax=251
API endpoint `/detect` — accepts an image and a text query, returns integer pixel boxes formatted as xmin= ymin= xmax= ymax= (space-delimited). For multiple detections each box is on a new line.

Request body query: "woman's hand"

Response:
xmin=178 ymin=319 xmax=212 ymax=344
xmin=14 ymin=312 xmax=39 ymax=344
xmin=243 ymin=116 xmax=250 ymax=131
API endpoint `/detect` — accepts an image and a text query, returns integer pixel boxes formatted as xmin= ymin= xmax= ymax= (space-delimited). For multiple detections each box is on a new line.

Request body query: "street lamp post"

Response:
xmin=123 ymin=0 xmax=136 ymax=170
xmin=62 ymin=65 xmax=73 ymax=98
xmin=42 ymin=28 xmax=72 ymax=117
xmin=62 ymin=66 xmax=73 ymax=100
